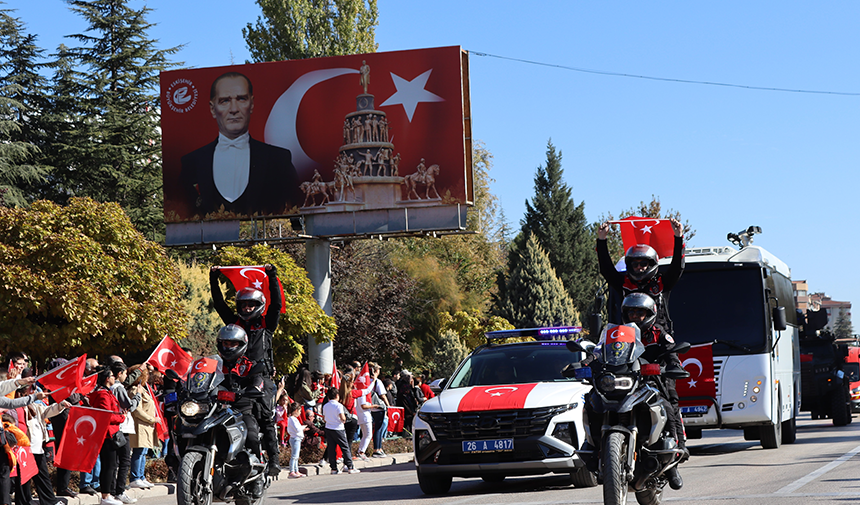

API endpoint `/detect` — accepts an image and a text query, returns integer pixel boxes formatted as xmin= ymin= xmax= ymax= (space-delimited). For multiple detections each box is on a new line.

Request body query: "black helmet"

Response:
xmin=625 ymin=245 xmax=659 ymax=282
xmin=621 ymin=293 xmax=657 ymax=332
xmin=217 ymin=324 xmax=249 ymax=363
xmin=236 ymin=288 xmax=266 ymax=321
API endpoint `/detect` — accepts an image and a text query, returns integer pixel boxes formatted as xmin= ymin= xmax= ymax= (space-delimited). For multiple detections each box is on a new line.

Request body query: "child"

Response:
xmin=321 ymin=388 xmax=359 ymax=475
xmin=275 ymin=394 xmax=289 ymax=446
xmin=286 ymin=403 xmax=307 ymax=478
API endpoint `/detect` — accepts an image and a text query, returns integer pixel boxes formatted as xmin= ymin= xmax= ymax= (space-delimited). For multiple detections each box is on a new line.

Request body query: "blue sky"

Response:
xmin=13 ymin=1 xmax=860 ymax=312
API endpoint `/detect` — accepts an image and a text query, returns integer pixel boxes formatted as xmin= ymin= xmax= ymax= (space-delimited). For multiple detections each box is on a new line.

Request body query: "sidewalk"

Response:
xmin=62 ymin=453 xmax=414 ymax=504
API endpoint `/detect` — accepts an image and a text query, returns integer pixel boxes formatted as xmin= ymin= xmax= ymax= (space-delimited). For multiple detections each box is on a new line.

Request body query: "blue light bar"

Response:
xmin=485 ymin=326 xmax=582 ymax=341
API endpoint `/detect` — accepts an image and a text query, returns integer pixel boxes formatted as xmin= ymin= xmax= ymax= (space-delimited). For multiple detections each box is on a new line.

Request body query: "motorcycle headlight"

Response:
xmin=180 ymin=401 xmax=202 ymax=417
xmin=596 ymin=374 xmax=634 ymax=394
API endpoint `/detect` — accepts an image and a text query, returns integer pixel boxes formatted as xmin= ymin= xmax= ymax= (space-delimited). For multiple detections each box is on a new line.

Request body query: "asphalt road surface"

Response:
xmin=139 ymin=412 xmax=860 ymax=505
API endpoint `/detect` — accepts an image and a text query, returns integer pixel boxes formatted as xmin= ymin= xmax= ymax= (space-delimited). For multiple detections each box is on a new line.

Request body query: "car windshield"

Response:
xmin=447 ymin=342 xmax=582 ymax=388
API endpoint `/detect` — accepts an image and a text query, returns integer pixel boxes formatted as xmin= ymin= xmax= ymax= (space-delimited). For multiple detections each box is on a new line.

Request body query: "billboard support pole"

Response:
xmin=306 ymin=238 xmax=334 ymax=375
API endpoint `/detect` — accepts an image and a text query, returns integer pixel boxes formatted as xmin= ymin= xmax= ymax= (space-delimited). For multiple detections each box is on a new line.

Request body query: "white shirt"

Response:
xmin=287 ymin=416 xmax=304 ymax=440
xmin=353 ymin=386 xmax=374 ymax=425
xmin=323 ymin=400 xmax=346 ymax=431
xmin=213 ymin=132 xmax=251 ymax=203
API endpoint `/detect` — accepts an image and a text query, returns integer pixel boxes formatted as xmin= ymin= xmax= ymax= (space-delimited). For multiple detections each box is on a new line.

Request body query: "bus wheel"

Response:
xmin=782 ymin=415 xmax=796 ymax=444
xmin=760 ymin=397 xmax=782 ymax=449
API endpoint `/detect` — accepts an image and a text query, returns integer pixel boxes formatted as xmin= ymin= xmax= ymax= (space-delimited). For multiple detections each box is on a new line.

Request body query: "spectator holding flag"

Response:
xmin=89 ymin=365 xmax=134 ymax=505
xmin=128 ymin=366 xmax=157 ymax=490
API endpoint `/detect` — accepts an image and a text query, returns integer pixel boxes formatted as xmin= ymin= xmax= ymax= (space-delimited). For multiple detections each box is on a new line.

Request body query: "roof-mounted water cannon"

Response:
xmin=727 ymin=226 xmax=762 ymax=248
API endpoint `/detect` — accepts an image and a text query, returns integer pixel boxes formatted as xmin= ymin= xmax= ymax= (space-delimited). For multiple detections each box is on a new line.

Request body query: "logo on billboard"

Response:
xmin=166 ymin=79 xmax=198 ymax=113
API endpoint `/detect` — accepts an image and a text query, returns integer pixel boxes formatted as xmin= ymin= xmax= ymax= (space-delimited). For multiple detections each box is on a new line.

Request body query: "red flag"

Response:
xmin=147 ymin=336 xmax=193 ymax=376
xmin=387 ymin=406 xmax=404 ymax=433
xmin=615 ymin=216 xmax=675 ymax=259
xmin=676 ymin=343 xmax=717 ymax=406
xmin=74 ymin=373 xmax=98 ymax=396
xmin=331 ymin=359 xmax=340 ymax=389
xmin=36 ymin=355 xmax=86 ymax=402
xmin=54 ymin=406 xmax=113 ymax=473
xmin=190 ymin=357 xmax=219 ymax=374
xmin=355 ymin=362 xmax=371 ymax=389
xmin=10 ymin=446 xmax=36 ymax=483
xmin=457 ymin=383 xmax=539 ymax=412
xmin=147 ymin=383 xmax=169 ymax=442
xmin=218 ymin=265 xmax=286 ymax=315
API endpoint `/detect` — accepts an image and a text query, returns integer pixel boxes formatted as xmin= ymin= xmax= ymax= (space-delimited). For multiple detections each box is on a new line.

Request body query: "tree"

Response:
xmin=600 ymin=195 xmax=696 ymax=260
xmin=432 ymin=329 xmax=468 ymax=379
xmin=0 ymin=10 xmax=50 ymax=206
xmin=213 ymin=244 xmax=337 ymax=373
xmin=49 ymin=0 xmax=178 ymax=234
xmin=504 ymin=140 xmax=598 ymax=317
xmin=438 ymin=310 xmax=513 ymax=351
xmin=833 ymin=311 xmax=853 ymax=339
xmin=176 ymin=260 xmax=222 ymax=357
xmin=330 ymin=241 xmax=415 ymax=365
xmin=0 ymin=198 xmax=187 ymax=362
xmin=243 ymin=0 xmax=378 ymax=62
xmin=496 ymin=233 xmax=579 ymax=329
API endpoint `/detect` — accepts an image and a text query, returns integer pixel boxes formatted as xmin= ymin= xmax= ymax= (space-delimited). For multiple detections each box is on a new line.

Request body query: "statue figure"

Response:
xmin=361 ymin=149 xmax=374 ymax=176
xmin=391 ymin=153 xmax=401 ymax=176
xmin=375 ymin=148 xmax=390 ymax=176
xmin=380 ymin=118 xmax=389 ymax=142
xmin=371 ymin=115 xmax=380 ymax=142
xmin=360 ymin=60 xmax=370 ymax=94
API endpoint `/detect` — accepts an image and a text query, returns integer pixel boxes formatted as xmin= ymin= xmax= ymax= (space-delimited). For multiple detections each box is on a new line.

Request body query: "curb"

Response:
xmin=61 ymin=453 xmax=414 ymax=504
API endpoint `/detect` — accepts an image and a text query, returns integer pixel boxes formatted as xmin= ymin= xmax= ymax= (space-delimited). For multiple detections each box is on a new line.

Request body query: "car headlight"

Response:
xmin=552 ymin=422 xmax=575 ymax=446
xmin=180 ymin=401 xmax=202 ymax=417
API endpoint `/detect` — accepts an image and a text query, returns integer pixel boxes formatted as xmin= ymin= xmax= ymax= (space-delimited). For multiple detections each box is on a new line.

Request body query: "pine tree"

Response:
xmin=243 ymin=0 xmax=378 ymax=62
xmin=432 ymin=329 xmax=469 ymax=379
xmin=834 ymin=311 xmax=854 ymax=339
xmin=510 ymin=140 xmax=598 ymax=318
xmin=498 ymin=233 xmax=579 ymax=328
xmin=0 ymin=9 xmax=49 ymax=206
xmin=52 ymin=0 xmax=178 ymax=234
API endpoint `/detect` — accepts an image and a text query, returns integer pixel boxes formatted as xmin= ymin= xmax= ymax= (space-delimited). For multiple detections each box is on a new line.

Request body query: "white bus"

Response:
xmin=667 ymin=229 xmax=799 ymax=449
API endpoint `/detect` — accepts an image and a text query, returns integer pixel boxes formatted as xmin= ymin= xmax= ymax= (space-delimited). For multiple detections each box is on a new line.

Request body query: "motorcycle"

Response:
xmin=164 ymin=356 xmax=269 ymax=505
xmin=565 ymin=323 xmax=689 ymax=505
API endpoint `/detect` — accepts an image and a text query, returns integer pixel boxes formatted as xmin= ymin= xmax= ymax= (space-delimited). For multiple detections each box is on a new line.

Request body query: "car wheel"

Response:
xmin=570 ymin=467 xmax=598 ymax=488
xmin=481 ymin=475 xmax=505 ymax=483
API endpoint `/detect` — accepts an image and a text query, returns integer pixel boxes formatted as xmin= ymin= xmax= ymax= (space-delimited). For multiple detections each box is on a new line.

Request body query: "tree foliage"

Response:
xmin=432 ymin=329 xmax=469 ymax=380
xmin=330 ymin=241 xmax=415 ymax=365
xmin=244 ymin=0 xmax=378 ymax=62
xmin=212 ymin=245 xmax=337 ymax=374
xmin=176 ymin=260 xmax=222 ymax=357
xmin=438 ymin=310 xmax=513 ymax=351
xmin=0 ymin=198 xmax=187 ymax=362
xmin=833 ymin=311 xmax=854 ymax=339
xmin=496 ymin=233 xmax=579 ymax=329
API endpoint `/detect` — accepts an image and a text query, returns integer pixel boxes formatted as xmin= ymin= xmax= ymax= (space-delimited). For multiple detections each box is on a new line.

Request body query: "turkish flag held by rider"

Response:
xmin=615 ymin=216 xmax=676 ymax=259
xmin=218 ymin=265 xmax=287 ymax=314
xmin=146 ymin=336 xmax=193 ymax=376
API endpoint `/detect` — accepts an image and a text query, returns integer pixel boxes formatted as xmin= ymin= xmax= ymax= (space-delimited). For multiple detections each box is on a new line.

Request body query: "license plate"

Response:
xmin=681 ymin=405 xmax=709 ymax=414
xmin=462 ymin=439 xmax=514 ymax=453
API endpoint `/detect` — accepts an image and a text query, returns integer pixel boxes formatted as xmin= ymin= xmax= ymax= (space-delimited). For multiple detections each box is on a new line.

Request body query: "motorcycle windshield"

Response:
xmin=597 ymin=323 xmax=645 ymax=367
xmin=185 ymin=355 xmax=225 ymax=394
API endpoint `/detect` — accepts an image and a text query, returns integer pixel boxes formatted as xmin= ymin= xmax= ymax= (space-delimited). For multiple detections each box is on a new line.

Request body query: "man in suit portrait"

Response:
xmin=181 ymin=71 xmax=301 ymax=217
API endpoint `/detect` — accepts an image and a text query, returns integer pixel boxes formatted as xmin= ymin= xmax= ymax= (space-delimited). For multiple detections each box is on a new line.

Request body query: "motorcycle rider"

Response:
xmin=216 ymin=325 xmax=265 ymax=455
xmin=211 ymin=264 xmax=283 ymax=477
xmin=597 ymin=218 xmax=684 ymax=335
xmin=621 ymin=292 xmax=687 ymax=490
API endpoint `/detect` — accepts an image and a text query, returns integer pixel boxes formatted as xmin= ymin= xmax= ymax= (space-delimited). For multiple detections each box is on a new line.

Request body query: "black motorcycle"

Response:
xmin=165 ymin=357 xmax=268 ymax=505
xmin=565 ymin=324 xmax=689 ymax=505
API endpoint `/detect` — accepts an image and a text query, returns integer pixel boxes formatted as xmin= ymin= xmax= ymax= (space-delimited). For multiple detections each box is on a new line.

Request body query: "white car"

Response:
xmin=413 ymin=326 xmax=595 ymax=495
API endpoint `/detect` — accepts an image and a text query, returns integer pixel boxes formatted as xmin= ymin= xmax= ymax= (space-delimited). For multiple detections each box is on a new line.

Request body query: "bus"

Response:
xmin=667 ymin=229 xmax=799 ymax=449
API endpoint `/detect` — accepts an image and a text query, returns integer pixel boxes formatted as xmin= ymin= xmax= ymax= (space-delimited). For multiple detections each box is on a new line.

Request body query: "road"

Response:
xmin=139 ymin=412 xmax=860 ymax=505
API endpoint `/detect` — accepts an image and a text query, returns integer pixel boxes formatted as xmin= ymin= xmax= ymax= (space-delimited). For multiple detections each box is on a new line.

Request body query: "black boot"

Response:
xmin=666 ymin=466 xmax=683 ymax=490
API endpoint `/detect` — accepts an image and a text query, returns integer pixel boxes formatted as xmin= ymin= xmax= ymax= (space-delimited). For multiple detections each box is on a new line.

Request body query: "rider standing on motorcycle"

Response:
xmin=211 ymin=264 xmax=283 ymax=477
xmin=597 ymin=218 xmax=684 ymax=337
xmin=217 ymin=325 xmax=266 ymax=456
xmin=621 ymin=293 xmax=686 ymax=490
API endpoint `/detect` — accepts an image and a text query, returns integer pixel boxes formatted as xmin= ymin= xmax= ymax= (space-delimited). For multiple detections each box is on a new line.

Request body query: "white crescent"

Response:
xmin=682 ymin=358 xmax=703 ymax=377
xmin=239 ymin=267 xmax=265 ymax=280
xmin=483 ymin=386 xmax=519 ymax=395
xmin=158 ymin=348 xmax=175 ymax=367
xmin=74 ymin=415 xmax=97 ymax=437
xmin=390 ymin=411 xmax=401 ymax=420
xmin=194 ymin=360 xmax=208 ymax=371
xmin=54 ymin=361 xmax=77 ymax=380
xmin=264 ymin=68 xmax=360 ymax=180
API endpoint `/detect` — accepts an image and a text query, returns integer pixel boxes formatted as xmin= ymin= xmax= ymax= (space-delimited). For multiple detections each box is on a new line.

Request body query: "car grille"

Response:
xmin=420 ymin=406 xmax=567 ymax=441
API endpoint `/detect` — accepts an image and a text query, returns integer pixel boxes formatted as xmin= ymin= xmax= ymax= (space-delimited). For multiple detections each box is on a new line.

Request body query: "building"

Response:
xmin=808 ymin=292 xmax=851 ymax=334
xmin=793 ymin=280 xmax=810 ymax=311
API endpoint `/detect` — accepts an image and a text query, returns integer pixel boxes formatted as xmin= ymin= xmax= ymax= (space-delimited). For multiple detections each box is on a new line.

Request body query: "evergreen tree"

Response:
xmin=0 ymin=9 xmax=49 ymax=206
xmin=51 ymin=0 xmax=178 ymax=235
xmin=432 ymin=329 xmax=469 ymax=379
xmin=507 ymin=140 xmax=598 ymax=318
xmin=834 ymin=311 xmax=853 ymax=339
xmin=498 ymin=232 xmax=579 ymax=328
xmin=244 ymin=0 xmax=378 ymax=62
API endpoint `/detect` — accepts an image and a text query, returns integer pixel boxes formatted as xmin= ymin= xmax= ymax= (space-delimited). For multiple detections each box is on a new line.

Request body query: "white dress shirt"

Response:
xmin=213 ymin=132 xmax=251 ymax=203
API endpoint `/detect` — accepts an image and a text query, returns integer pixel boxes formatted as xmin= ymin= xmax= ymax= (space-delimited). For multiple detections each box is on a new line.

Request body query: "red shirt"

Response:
xmin=87 ymin=387 xmax=126 ymax=438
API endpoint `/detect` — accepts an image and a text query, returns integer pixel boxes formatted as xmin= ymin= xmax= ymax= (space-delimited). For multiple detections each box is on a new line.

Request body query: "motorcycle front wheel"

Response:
xmin=178 ymin=452 xmax=213 ymax=505
xmin=603 ymin=432 xmax=630 ymax=505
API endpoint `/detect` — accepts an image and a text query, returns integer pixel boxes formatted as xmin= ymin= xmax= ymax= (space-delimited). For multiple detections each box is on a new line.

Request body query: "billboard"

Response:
xmin=161 ymin=46 xmax=472 ymax=224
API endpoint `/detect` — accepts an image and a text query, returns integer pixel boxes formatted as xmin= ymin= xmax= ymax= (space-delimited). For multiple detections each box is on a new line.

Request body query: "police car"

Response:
xmin=413 ymin=326 xmax=595 ymax=495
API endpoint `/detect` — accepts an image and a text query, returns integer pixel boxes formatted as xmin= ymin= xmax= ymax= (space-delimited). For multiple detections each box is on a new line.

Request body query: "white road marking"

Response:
xmin=774 ymin=442 xmax=860 ymax=494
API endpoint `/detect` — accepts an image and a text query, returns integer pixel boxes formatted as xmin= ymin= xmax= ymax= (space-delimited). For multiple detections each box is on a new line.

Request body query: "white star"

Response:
xmin=171 ymin=360 xmax=177 ymax=367
xmin=77 ymin=436 xmax=86 ymax=445
xmin=490 ymin=392 xmax=504 ymax=397
xmin=687 ymin=378 xmax=697 ymax=388
xmin=253 ymin=279 xmax=263 ymax=289
xmin=380 ymin=70 xmax=444 ymax=122
xmin=641 ymin=224 xmax=653 ymax=234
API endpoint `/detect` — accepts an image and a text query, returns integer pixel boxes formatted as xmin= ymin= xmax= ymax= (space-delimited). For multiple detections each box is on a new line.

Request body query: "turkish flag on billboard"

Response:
xmin=147 ymin=336 xmax=193 ymax=376
xmin=676 ymin=343 xmax=717 ymax=406
xmin=54 ymin=406 xmax=113 ymax=473
xmin=457 ymin=383 xmax=539 ymax=412
xmin=161 ymin=46 xmax=470 ymax=222
xmin=387 ymin=406 xmax=405 ymax=433
xmin=614 ymin=216 xmax=675 ymax=259
xmin=217 ymin=265 xmax=286 ymax=315
xmin=36 ymin=355 xmax=86 ymax=403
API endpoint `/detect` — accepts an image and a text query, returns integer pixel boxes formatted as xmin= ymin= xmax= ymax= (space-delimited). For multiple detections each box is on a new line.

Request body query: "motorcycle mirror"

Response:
xmin=561 ymin=363 xmax=582 ymax=378
xmin=664 ymin=368 xmax=691 ymax=380
xmin=673 ymin=341 xmax=691 ymax=355
xmin=164 ymin=369 xmax=181 ymax=381
xmin=566 ymin=340 xmax=585 ymax=353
